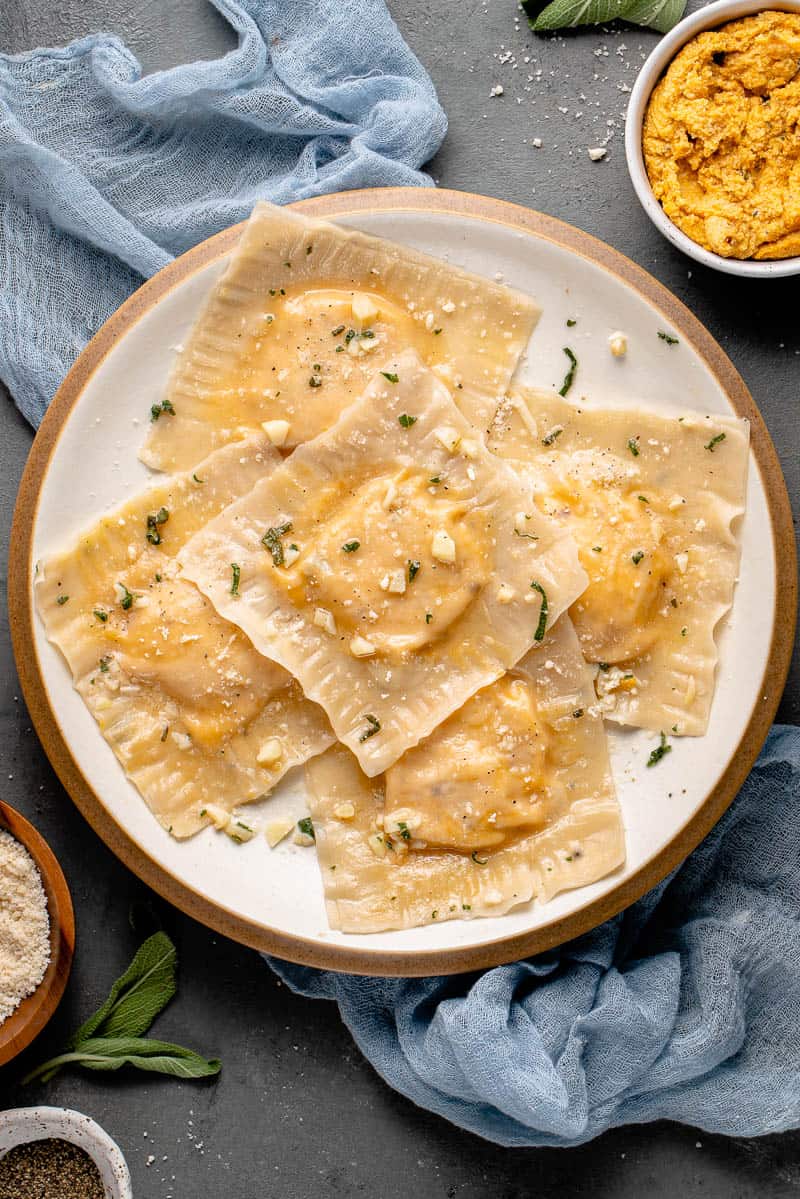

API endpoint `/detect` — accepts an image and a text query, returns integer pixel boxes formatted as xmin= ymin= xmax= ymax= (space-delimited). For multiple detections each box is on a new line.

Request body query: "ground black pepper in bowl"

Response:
xmin=0 ymin=1137 xmax=105 ymax=1198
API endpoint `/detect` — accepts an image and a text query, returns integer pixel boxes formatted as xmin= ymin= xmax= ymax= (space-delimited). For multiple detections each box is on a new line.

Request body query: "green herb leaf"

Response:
xmin=230 ymin=563 xmax=241 ymax=596
xmin=56 ymin=594 xmax=69 ymax=606
xmin=647 ymin=731 xmax=672 ymax=768
xmin=705 ymin=432 xmax=726 ymax=452
xmin=192 ymin=474 xmax=204 ymax=484
xmin=627 ymin=437 xmax=640 ymax=457
xmin=342 ymin=539 xmax=360 ymax=553
xmin=297 ymin=816 xmax=315 ymax=841
xmin=331 ymin=324 xmax=345 ymax=337
xmin=558 ymin=347 xmax=577 ymax=397
xmin=25 ymin=1038 xmax=220 ymax=1083
xmin=526 ymin=0 xmax=685 ymax=34
xmin=425 ymin=612 xmax=433 ymax=624
xmin=657 ymin=330 xmax=680 ymax=345
xmin=408 ymin=560 xmax=421 ymax=582
xmin=69 ymin=931 xmax=177 ymax=1048
xmin=309 ymin=375 xmax=322 ymax=388
xmin=23 ymin=929 xmax=219 ymax=1085
xmin=471 ymin=852 xmax=489 ymax=865
xmin=261 ymin=521 xmax=293 ymax=567
xmin=359 ymin=714 xmax=381 ymax=742
xmin=631 ymin=550 xmax=645 ymax=565
xmin=382 ymin=372 xmax=400 ymax=384
xmin=150 ymin=399 xmax=176 ymax=422
xmin=397 ymin=821 xmax=411 ymax=842
xmin=542 ymin=425 xmax=563 ymax=447
xmin=93 ymin=609 xmax=108 ymax=623
xmin=117 ymin=583 xmax=134 ymax=611
xmin=566 ymin=318 xmax=577 ymax=327
xmin=398 ymin=413 xmax=417 ymax=427
xmin=530 ymin=581 xmax=548 ymax=642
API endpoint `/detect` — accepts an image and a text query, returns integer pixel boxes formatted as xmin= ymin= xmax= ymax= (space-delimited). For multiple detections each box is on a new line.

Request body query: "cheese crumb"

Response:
xmin=588 ymin=147 xmax=607 ymax=161
xmin=314 ymin=607 xmax=337 ymax=635
xmin=433 ymin=425 xmax=461 ymax=452
xmin=256 ymin=738 xmax=283 ymax=767
xmin=265 ymin=819 xmax=294 ymax=848
xmin=351 ymin=293 xmax=379 ymax=323
xmin=333 ymin=802 xmax=356 ymax=821
xmin=608 ymin=331 xmax=627 ymax=357
xmin=490 ymin=84 xmax=504 ymax=97
xmin=350 ymin=635 xmax=377 ymax=658
xmin=261 ymin=419 xmax=290 ymax=446
xmin=432 ymin=529 xmax=456 ymax=564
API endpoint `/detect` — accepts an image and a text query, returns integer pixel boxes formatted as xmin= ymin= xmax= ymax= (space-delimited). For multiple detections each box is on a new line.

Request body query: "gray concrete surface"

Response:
xmin=1 ymin=1 xmax=798 ymax=1195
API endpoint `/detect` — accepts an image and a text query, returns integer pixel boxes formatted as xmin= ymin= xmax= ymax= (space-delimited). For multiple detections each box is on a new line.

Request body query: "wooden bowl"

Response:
xmin=0 ymin=803 xmax=74 ymax=1067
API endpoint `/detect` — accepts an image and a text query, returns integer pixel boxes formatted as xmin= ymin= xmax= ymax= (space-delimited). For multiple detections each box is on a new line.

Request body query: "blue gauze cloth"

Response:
xmin=0 ymin=0 xmax=445 ymax=425
xmin=273 ymin=726 xmax=800 ymax=1146
xmin=2 ymin=1 xmax=798 ymax=1152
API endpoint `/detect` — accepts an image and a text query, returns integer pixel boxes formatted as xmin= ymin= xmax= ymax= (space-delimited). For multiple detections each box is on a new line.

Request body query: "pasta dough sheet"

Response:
xmin=179 ymin=352 xmax=587 ymax=776
xmin=141 ymin=200 xmax=541 ymax=469
xmin=36 ymin=436 xmax=333 ymax=837
xmin=305 ymin=617 xmax=624 ymax=933
xmin=488 ymin=387 xmax=750 ymax=734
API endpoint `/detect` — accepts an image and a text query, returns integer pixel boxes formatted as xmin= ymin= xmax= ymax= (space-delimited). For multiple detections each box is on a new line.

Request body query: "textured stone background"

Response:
xmin=0 ymin=2 xmax=798 ymax=1195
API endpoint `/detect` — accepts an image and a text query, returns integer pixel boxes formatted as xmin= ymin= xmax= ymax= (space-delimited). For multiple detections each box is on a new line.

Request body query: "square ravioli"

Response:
xmin=305 ymin=617 xmax=624 ymax=933
xmin=36 ymin=435 xmax=333 ymax=838
xmin=140 ymin=199 xmax=541 ymax=469
xmin=487 ymin=387 xmax=750 ymax=734
xmin=179 ymin=352 xmax=587 ymax=776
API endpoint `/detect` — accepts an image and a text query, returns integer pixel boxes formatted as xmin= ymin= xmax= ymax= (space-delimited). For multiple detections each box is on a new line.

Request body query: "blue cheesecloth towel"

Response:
xmin=0 ymin=0 xmax=445 ymax=426
xmin=274 ymin=727 xmax=800 ymax=1146
xmin=1 ymin=0 xmax=798 ymax=1151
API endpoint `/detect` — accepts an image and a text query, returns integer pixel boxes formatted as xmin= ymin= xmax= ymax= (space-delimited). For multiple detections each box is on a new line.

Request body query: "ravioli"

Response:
xmin=305 ymin=617 xmax=624 ymax=933
xmin=179 ymin=352 xmax=587 ymax=776
xmin=140 ymin=200 xmax=541 ymax=469
xmin=488 ymin=387 xmax=749 ymax=734
xmin=36 ymin=436 xmax=333 ymax=838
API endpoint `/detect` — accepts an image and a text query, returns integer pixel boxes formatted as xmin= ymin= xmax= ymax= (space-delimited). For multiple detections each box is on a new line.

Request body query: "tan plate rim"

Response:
xmin=0 ymin=802 xmax=75 ymax=1066
xmin=8 ymin=187 xmax=797 ymax=977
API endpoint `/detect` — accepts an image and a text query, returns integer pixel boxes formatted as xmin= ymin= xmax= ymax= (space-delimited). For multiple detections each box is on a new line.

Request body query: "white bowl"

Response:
xmin=625 ymin=0 xmax=800 ymax=277
xmin=0 ymin=1107 xmax=132 ymax=1199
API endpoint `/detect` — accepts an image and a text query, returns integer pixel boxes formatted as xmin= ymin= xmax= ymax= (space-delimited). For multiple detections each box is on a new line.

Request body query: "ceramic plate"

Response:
xmin=9 ymin=190 xmax=796 ymax=975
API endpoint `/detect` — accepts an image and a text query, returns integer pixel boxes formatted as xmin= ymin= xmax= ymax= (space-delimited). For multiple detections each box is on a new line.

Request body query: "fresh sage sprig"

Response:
xmin=524 ymin=0 xmax=686 ymax=35
xmin=24 ymin=930 xmax=220 ymax=1084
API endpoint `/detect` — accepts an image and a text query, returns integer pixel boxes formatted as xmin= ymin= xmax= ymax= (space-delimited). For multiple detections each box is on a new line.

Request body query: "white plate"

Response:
xmin=14 ymin=191 xmax=792 ymax=975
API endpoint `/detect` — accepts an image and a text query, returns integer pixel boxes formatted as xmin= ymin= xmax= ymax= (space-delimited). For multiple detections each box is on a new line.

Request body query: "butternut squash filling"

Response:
xmin=275 ymin=470 xmax=491 ymax=655
xmin=538 ymin=478 xmax=672 ymax=664
xmin=383 ymin=673 xmax=550 ymax=853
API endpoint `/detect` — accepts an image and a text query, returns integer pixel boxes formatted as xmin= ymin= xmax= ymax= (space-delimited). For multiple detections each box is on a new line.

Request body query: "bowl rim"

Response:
xmin=624 ymin=0 xmax=800 ymax=278
xmin=0 ymin=803 xmax=74 ymax=1066
xmin=0 ymin=1106 xmax=132 ymax=1199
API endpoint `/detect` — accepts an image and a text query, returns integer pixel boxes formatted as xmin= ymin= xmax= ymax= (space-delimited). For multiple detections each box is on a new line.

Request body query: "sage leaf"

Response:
xmin=618 ymin=0 xmax=686 ymax=32
xmin=24 ymin=1038 xmax=220 ymax=1084
xmin=68 ymin=930 xmax=176 ymax=1048
xmin=525 ymin=0 xmax=686 ymax=34
xmin=24 ymin=928 xmax=220 ymax=1086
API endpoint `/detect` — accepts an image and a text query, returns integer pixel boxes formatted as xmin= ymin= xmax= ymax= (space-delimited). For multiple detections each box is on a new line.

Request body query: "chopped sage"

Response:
xmin=705 ymin=432 xmax=726 ymax=452
xmin=530 ymin=581 xmax=548 ymax=641
xmin=358 ymin=714 xmax=381 ymax=742
xmin=646 ymin=731 xmax=672 ymax=768
xmin=262 ymin=521 xmax=293 ymax=566
xmin=558 ymin=347 xmax=577 ymax=396
xmin=230 ymin=563 xmax=241 ymax=596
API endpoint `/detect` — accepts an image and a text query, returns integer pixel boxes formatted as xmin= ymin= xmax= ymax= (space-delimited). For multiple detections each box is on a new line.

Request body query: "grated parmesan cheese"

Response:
xmin=0 ymin=829 xmax=50 ymax=1026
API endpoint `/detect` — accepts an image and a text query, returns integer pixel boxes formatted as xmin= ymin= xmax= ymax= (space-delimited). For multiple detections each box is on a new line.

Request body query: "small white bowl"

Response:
xmin=0 ymin=1107 xmax=132 ymax=1199
xmin=625 ymin=0 xmax=800 ymax=277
